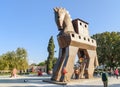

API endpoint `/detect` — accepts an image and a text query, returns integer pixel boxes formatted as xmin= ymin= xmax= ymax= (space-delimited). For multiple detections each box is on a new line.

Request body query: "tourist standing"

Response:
xmin=60 ymin=67 xmax=68 ymax=82
xmin=11 ymin=68 xmax=17 ymax=78
xmin=101 ymin=69 xmax=108 ymax=87
xmin=110 ymin=68 xmax=114 ymax=77
xmin=114 ymin=68 xmax=119 ymax=79
xmin=74 ymin=69 xmax=79 ymax=79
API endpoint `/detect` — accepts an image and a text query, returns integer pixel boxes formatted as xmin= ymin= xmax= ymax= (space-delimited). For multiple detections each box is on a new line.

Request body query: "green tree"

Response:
xmin=0 ymin=55 xmax=9 ymax=70
xmin=16 ymin=48 xmax=28 ymax=72
xmin=92 ymin=32 xmax=120 ymax=68
xmin=52 ymin=57 xmax=57 ymax=67
xmin=6 ymin=51 xmax=16 ymax=70
xmin=38 ymin=61 xmax=46 ymax=66
xmin=47 ymin=36 xmax=55 ymax=74
xmin=0 ymin=47 xmax=28 ymax=72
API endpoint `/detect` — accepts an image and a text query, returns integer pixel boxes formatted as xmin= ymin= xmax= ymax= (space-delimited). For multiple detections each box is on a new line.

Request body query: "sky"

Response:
xmin=0 ymin=0 xmax=120 ymax=64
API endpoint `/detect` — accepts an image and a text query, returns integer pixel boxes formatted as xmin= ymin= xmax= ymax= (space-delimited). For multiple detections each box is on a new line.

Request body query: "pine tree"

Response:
xmin=47 ymin=36 xmax=55 ymax=74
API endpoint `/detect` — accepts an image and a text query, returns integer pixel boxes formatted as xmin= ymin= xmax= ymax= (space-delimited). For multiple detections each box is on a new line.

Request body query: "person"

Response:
xmin=11 ymin=68 xmax=17 ymax=78
xmin=114 ymin=68 xmax=119 ymax=79
xmin=110 ymin=68 xmax=114 ymax=77
xmin=79 ymin=57 xmax=84 ymax=63
xmin=60 ymin=67 xmax=68 ymax=82
xmin=101 ymin=69 xmax=108 ymax=87
xmin=79 ymin=55 xmax=87 ymax=78
xmin=38 ymin=69 xmax=43 ymax=76
xmin=74 ymin=69 xmax=79 ymax=79
xmin=97 ymin=70 xmax=100 ymax=77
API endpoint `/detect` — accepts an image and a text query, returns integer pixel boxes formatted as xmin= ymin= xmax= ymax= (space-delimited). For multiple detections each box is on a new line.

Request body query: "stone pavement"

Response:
xmin=0 ymin=75 xmax=120 ymax=87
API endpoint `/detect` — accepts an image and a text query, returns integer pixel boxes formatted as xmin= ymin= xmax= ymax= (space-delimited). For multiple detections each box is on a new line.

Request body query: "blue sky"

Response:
xmin=0 ymin=0 xmax=120 ymax=64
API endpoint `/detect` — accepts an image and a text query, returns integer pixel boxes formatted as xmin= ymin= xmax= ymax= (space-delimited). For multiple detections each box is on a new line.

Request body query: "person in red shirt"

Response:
xmin=114 ymin=68 xmax=119 ymax=79
xmin=60 ymin=67 xmax=68 ymax=82
xmin=38 ymin=69 xmax=43 ymax=76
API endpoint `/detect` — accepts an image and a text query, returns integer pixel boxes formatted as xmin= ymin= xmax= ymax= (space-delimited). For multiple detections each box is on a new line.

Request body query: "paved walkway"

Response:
xmin=0 ymin=75 xmax=120 ymax=87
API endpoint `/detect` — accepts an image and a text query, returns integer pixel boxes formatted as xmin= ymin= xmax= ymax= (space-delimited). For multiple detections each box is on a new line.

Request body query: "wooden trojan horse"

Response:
xmin=51 ymin=7 xmax=99 ymax=82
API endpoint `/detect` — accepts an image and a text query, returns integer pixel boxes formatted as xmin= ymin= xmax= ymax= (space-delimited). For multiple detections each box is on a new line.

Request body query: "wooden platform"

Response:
xmin=43 ymin=77 xmax=101 ymax=85
xmin=43 ymin=79 xmax=67 ymax=85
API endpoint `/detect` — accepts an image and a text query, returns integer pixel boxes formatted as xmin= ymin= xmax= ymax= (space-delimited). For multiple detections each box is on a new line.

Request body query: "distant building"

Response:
xmin=37 ymin=66 xmax=47 ymax=72
xmin=29 ymin=65 xmax=46 ymax=73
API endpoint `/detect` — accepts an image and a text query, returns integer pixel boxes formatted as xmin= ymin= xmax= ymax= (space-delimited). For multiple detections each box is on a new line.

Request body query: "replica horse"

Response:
xmin=51 ymin=7 xmax=98 ymax=82
xmin=54 ymin=7 xmax=75 ymax=34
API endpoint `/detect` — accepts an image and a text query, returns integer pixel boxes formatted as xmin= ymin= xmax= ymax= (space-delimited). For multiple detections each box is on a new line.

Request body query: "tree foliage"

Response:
xmin=0 ymin=48 xmax=28 ymax=71
xmin=91 ymin=32 xmax=120 ymax=68
xmin=47 ymin=36 xmax=55 ymax=73
xmin=52 ymin=57 xmax=57 ymax=67
xmin=38 ymin=62 xmax=46 ymax=66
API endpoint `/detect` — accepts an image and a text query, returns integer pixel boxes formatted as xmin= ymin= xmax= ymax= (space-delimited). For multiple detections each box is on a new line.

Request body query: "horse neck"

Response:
xmin=63 ymin=13 xmax=75 ymax=33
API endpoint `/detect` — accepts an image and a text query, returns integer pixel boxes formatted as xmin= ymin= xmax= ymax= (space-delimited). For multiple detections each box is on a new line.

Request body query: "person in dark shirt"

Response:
xmin=101 ymin=69 xmax=108 ymax=87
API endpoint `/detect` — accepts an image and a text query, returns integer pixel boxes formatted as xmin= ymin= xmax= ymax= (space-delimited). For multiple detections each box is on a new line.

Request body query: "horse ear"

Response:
xmin=53 ymin=8 xmax=58 ymax=12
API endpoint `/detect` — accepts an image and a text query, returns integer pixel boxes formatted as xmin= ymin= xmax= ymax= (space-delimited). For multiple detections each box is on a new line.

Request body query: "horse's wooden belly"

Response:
xmin=57 ymin=33 xmax=97 ymax=50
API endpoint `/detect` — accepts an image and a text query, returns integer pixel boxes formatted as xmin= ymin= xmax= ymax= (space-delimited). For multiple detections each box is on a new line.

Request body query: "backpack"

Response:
xmin=102 ymin=72 xmax=108 ymax=81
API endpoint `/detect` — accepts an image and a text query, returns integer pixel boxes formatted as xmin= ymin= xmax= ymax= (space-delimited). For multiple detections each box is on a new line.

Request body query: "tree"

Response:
xmin=0 ymin=55 xmax=9 ymax=70
xmin=47 ymin=36 xmax=55 ymax=74
xmin=52 ymin=57 xmax=57 ymax=67
xmin=16 ymin=48 xmax=28 ymax=72
xmin=0 ymin=47 xmax=28 ymax=72
xmin=91 ymin=32 xmax=120 ymax=69
xmin=6 ymin=51 xmax=16 ymax=70
xmin=38 ymin=61 xmax=46 ymax=66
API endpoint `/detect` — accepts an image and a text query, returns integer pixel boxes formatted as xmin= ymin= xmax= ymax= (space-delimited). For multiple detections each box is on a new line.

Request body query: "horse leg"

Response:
xmin=59 ymin=46 xmax=78 ymax=81
xmin=51 ymin=48 xmax=66 ymax=81
xmin=85 ymin=49 xmax=98 ymax=78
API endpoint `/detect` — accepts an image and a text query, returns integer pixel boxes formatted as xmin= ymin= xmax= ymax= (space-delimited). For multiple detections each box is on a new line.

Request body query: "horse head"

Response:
xmin=54 ymin=7 xmax=66 ymax=30
xmin=54 ymin=7 xmax=75 ymax=34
